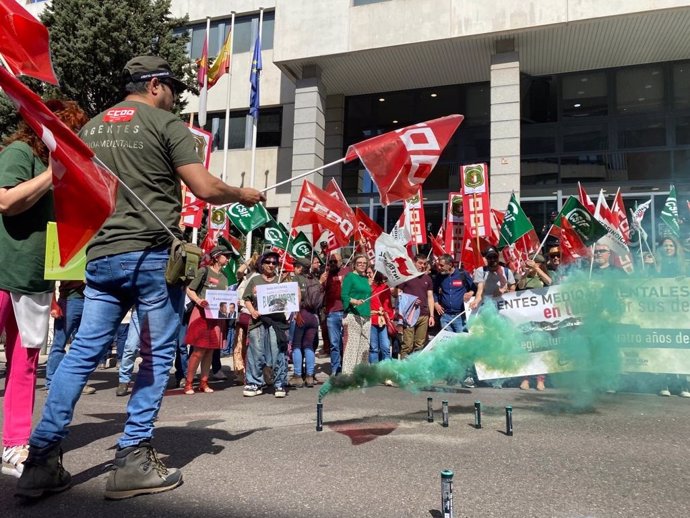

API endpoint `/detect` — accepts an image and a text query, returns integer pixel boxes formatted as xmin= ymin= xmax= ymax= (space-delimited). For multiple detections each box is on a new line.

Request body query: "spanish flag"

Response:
xmin=208 ymin=30 xmax=233 ymax=88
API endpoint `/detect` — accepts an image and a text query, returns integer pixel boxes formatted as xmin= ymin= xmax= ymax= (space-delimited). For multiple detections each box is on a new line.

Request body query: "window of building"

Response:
xmin=562 ymin=123 xmax=608 ymax=153
xmin=673 ymin=62 xmax=690 ymax=110
xmin=201 ymin=107 xmax=282 ymax=151
xmin=521 ymin=76 xmax=557 ymax=123
xmin=617 ymin=117 xmax=666 ymax=149
xmin=561 ymin=72 xmax=607 ymax=118
xmin=616 ymin=65 xmax=664 ymax=114
xmin=183 ymin=11 xmax=275 ymax=60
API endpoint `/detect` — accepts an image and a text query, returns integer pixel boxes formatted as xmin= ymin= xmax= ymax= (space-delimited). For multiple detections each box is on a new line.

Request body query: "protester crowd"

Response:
xmin=0 ymin=51 xmax=688 ymax=505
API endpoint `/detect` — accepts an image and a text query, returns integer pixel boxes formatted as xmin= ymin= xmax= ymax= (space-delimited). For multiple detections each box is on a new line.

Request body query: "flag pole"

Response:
xmin=197 ymin=17 xmax=210 ymax=128
xmin=221 ymin=12 xmax=236 ymax=184
xmin=279 ymin=231 xmax=293 ymax=280
xmin=245 ymin=7 xmax=264 ymax=261
xmin=261 ymin=157 xmax=346 ymax=194
xmin=187 ymin=112 xmax=199 ymax=244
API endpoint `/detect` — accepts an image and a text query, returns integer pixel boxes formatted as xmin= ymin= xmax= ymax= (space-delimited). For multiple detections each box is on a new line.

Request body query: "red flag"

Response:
xmin=354 ymin=207 xmax=383 ymax=244
xmin=460 ymin=226 xmax=490 ymax=273
xmin=0 ymin=0 xmax=58 ymax=84
xmin=293 ymin=181 xmax=355 ymax=246
xmin=611 ymin=189 xmax=630 ymax=243
xmin=324 ymin=179 xmax=355 ymax=247
xmin=555 ymin=216 xmax=591 ymax=265
xmin=577 ymin=182 xmax=596 ymax=215
xmin=272 ymin=247 xmax=294 ymax=273
xmin=428 ymin=231 xmax=445 ymax=257
xmin=181 ymin=186 xmax=206 ymax=229
xmin=488 ymin=209 xmax=503 ymax=246
xmin=345 ymin=115 xmax=463 ymax=206
xmin=0 ymin=65 xmax=117 ymax=265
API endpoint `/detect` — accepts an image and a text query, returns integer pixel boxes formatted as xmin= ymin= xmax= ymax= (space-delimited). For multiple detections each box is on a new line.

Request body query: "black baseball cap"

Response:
xmin=482 ymin=246 xmax=499 ymax=258
xmin=123 ymin=56 xmax=198 ymax=95
xmin=210 ymin=245 xmax=232 ymax=259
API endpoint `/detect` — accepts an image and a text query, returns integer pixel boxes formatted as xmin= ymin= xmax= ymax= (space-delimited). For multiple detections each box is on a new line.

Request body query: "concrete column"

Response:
xmin=490 ymin=50 xmax=521 ymax=210
xmin=323 ymin=94 xmax=345 ymax=188
xmin=290 ymin=65 xmax=327 ymax=225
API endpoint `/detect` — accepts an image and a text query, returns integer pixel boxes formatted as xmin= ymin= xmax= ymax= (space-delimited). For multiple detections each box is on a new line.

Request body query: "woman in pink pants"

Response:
xmin=0 ymin=100 xmax=88 ymax=478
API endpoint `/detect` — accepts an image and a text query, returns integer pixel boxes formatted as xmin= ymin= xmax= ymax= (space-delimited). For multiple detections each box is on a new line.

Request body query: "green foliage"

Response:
xmin=40 ymin=0 xmax=193 ymax=117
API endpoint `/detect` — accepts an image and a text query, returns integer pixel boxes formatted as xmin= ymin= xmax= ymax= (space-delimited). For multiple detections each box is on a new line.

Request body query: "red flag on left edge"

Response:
xmin=0 ymin=65 xmax=117 ymax=265
xmin=345 ymin=115 xmax=463 ymax=206
xmin=0 ymin=0 xmax=57 ymax=84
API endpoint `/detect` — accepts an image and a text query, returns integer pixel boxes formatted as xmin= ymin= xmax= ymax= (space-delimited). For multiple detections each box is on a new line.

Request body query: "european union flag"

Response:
xmin=249 ymin=34 xmax=262 ymax=120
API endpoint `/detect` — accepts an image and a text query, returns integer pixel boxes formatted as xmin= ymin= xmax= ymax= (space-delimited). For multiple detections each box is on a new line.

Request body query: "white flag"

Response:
xmin=374 ymin=232 xmax=419 ymax=287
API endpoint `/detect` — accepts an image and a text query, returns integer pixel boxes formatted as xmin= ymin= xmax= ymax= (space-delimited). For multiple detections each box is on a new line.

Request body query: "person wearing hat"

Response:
xmin=291 ymin=258 xmax=324 ymax=387
xmin=469 ymin=247 xmax=516 ymax=312
xmin=242 ymin=251 xmax=291 ymax=398
xmin=19 ymin=56 xmax=264 ymax=500
xmin=183 ymin=245 xmax=233 ymax=395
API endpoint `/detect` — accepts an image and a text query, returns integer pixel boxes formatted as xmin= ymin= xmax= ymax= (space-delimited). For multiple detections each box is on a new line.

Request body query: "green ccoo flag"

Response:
xmin=289 ymin=231 xmax=313 ymax=259
xmin=550 ymin=196 xmax=608 ymax=246
xmin=659 ymin=185 xmax=680 ymax=237
xmin=498 ymin=193 xmax=535 ymax=249
xmin=226 ymin=202 xmax=270 ymax=235
xmin=264 ymin=218 xmax=290 ymax=249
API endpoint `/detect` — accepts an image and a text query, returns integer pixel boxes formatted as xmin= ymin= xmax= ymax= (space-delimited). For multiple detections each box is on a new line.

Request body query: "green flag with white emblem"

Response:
xmin=660 ymin=185 xmax=680 ymax=237
xmin=498 ymin=193 xmax=535 ymax=249
xmin=289 ymin=231 xmax=313 ymax=259
xmin=264 ymin=218 xmax=290 ymax=249
xmin=551 ymin=196 xmax=608 ymax=246
xmin=226 ymin=203 xmax=270 ymax=235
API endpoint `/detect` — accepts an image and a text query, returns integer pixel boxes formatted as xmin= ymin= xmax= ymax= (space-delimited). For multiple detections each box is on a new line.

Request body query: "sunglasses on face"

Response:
xmin=550 ymin=254 xmax=561 ymax=259
xmin=593 ymin=250 xmax=609 ymax=255
xmin=263 ymin=260 xmax=277 ymax=265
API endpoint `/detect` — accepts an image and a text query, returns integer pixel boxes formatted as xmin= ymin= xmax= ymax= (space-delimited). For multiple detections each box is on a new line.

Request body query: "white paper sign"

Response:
xmin=203 ymin=289 xmax=239 ymax=319
xmin=256 ymin=282 xmax=299 ymax=315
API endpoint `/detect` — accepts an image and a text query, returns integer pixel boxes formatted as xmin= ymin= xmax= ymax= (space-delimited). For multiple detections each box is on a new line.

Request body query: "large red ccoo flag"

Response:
xmin=0 ymin=0 xmax=58 ymax=84
xmin=345 ymin=115 xmax=463 ymax=206
xmin=292 ymin=181 xmax=355 ymax=246
xmin=0 ymin=65 xmax=118 ymax=265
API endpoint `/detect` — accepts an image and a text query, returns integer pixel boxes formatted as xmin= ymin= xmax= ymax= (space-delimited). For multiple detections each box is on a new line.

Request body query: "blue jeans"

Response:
xmin=326 ymin=311 xmax=344 ymax=375
xmin=292 ymin=310 xmax=317 ymax=377
xmin=246 ymin=324 xmax=287 ymax=389
xmin=440 ymin=312 xmax=467 ymax=333
xmin=46 ymin=297 xmax=84 ymax=389
xmin=118 ymin=310 xmax=140 ymax=384
xmin=369 ymin=324 xmax=390 ymax=363
xmin=30 ymin=249 xmax=184 ymax=449
xmin=223 ymin=326 xmax=235 ymax=355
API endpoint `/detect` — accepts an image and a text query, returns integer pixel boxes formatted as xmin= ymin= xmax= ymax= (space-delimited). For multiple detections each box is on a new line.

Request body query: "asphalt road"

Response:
xmin=1 ymin=359 xmax=689 ymax=518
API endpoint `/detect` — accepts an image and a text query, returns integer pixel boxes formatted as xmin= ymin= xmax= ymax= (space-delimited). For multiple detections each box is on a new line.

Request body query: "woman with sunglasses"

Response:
xmin=340 ymin=254 xmax=372 ymax=374
xmin=0 ymin=100 xmax=88 ymax=478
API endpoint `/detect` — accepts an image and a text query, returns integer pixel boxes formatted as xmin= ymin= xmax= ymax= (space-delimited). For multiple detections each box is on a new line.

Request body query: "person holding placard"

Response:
xmin=183 ymin=246 xmax=232 ymax=395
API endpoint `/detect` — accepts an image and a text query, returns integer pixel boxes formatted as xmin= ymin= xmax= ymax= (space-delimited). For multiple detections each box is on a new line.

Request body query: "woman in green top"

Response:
xmin=183 ymin=245 xmax=232 ymax=394
xmin=340 ymin=254 xmax=372 ymax=374
xmin=0 ymin=100 xmax=88 ymax=478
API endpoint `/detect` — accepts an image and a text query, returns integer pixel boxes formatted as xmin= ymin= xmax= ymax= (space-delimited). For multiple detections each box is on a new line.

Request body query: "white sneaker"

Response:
xmin=679 ymin=390 xmax=690 ymax=398
xmin=659 ymin=389 xmax=672 ymax=397
xmin=212 ymin=370 xmax=228 ymax=381
xmin=2 ymin=445 xmax=29 ymax=478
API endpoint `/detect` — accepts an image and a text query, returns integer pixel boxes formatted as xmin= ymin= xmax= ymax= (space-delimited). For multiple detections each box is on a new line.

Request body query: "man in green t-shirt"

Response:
xmin=19 ymin=56 xmax=264 ymax=501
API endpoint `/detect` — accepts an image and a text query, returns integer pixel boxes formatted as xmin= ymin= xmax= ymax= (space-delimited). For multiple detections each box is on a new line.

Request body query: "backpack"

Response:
xmin=302 ymin=277 xmax=325 ymax=312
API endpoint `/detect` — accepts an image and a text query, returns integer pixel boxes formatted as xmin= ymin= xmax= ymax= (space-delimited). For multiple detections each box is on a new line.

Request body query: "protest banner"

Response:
xmin=203 ymin=289 xmax=239 ymax=319
xmin=471 ymin=278 xmax=690 ymax=380
xmin=256 ymin=282 xmax=299 ymax=315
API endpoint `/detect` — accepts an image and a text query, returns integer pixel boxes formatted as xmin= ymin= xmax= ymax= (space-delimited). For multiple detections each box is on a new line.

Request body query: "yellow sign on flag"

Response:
xmin=44 ymin=222 xmax=86 ymax=281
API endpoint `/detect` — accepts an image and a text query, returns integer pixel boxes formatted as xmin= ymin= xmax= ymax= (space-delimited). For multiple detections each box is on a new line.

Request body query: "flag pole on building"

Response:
xmin=245 ymin=7 xmax=264 ymax=260
xmin=221 ymin=12 xmax=236 ymax=184
xmin=197 ymin=17 xmax=210 ymax=128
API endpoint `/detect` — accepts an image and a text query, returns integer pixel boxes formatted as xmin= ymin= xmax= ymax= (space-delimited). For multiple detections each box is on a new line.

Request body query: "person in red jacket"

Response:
xmin=369 ymin=272 xmax=394 ymax=363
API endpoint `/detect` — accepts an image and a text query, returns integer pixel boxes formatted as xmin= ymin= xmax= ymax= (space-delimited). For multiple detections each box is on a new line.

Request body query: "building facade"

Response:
xmin=26 ymin=0 xmax=690 ymax=247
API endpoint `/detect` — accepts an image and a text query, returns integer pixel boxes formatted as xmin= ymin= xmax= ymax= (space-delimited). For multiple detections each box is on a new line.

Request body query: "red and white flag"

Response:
xmin=428 ymin=226 xmax=445 ymax=258
xmin=316 ymin=179 xmax=356 ymax=249
xmin=594 ymin=189 xmax=630 ymax=261
xmin=181 ymin=186 xmax=206 ymax=229
xmin=374 ymin=232 xmax=420 ymax=287
xmin=0 ymin=65 xmax=118 ymax=265
xmin=610 ymin=189 xmax=630 ymax=243
xmin=345 ymin=115 xmax=463 ymax=206
xmin=553 ymin=216 xmax=591 ymax=265
xmin=577 ymin=182 xmax=596 ymax=215
xmin=0 ymin=0 xmax=58 ymax=84
xmin=293 ymin=181 xmax=355 ymax=246
xmin=460 ymin=226 xmax=491 ymax=273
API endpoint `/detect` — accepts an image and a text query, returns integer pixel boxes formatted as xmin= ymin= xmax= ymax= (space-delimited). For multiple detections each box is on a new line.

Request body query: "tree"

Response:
xmin=41 ymin=0 xmax=192 ymax=117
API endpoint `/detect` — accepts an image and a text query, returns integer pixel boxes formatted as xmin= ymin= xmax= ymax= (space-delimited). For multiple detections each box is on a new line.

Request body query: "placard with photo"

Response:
xmin=204 ymin=289 xmax=239 ymax=319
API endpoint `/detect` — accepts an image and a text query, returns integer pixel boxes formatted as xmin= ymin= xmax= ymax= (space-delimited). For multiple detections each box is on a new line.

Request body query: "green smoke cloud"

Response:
xmin=319 ymin=268 xmax=674 ymax=411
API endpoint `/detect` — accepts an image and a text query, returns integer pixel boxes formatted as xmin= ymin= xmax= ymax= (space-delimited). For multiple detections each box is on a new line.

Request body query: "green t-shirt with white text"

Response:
xmin=80 ymin=100 xmax=202 ymax=261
